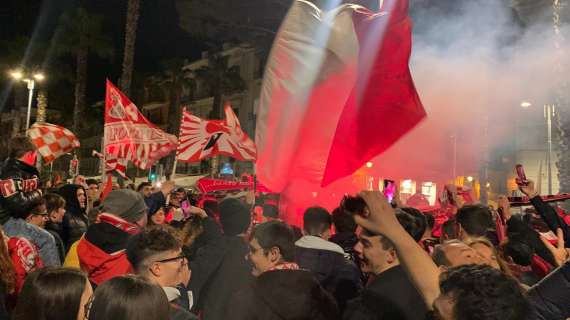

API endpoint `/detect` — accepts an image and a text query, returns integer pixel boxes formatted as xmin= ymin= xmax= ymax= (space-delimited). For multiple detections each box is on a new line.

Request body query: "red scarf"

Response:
xmin=98 ymin=213 xmax=141 ymax=235
xmin=268 ymin=262 xmax=300 ymax=272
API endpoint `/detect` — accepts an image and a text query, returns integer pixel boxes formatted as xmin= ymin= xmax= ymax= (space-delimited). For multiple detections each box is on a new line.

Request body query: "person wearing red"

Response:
xmin=77 ymin=189 xmax=147 ymax=286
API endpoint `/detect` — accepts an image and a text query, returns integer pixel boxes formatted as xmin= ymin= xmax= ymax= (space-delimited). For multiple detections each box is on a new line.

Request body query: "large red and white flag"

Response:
xmin=104 ymin=80 xmax=178 ymax=173
xmin=26 ymin=123 xmax=80 ymax=164
xmin=176 ymin=103 xmax=257 ymax=162
xmin=256 ymin=0 xmax=426 ymax=192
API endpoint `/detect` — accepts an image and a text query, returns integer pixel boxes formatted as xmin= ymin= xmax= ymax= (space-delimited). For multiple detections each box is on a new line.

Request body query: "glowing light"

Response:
xmin=467 ymin=176 xmax=474 ymax=182
xmin=312 ymin=192 xmax=318 ymax=198
xmin=33 ymin=73 xmax=45 ymax=81
xmin=10 ymin=71 xmax=23 ymax=80
xmin=423 ymin=181 xmax=433 ymax=187
xmin=366 ymin=162 xmax=373 ymax=168
xmin=486 ymin=182 xmax=491 ymax=188
xmin=156 ymin=181 xmax=162 ymax=188
xmin=520 ymin=101 xmax=532 ymax=108
xmin=402 ymin=179 xmax=412 ymax=189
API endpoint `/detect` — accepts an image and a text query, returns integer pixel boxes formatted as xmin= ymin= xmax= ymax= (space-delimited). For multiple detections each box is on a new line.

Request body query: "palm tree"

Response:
xmin=145 ymin=58 xmax=197 ymax=175
xmin=119 ymin=0 xmax=141 ymax=96
xmin=195 ymin=53 xmax=245 ymax=119
xmin=54 ymin=7 xmax=113 ymax=135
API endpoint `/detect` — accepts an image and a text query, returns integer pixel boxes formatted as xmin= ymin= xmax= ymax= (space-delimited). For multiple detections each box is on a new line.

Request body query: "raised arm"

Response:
xmin=354 ymin=191 xmax=441 ymax=308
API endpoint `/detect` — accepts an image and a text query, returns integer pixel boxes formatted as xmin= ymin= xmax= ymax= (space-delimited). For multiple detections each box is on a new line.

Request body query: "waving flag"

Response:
xmin=104 ymin=80 xmax=177 ymax=172
xmin=26 ymin=123 xmax=80 ymax=164
xmin=177 ymin=103 xmax=257 ymax=162
xmin=256 ymin=0 xmax=425 ymax=193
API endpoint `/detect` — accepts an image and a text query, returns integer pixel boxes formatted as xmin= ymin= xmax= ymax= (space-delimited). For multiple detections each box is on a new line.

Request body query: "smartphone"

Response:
xmin=515 ymin=164 xmax=529 ymax=186
xmin=383 ymin=179 xmax=395 ymax=202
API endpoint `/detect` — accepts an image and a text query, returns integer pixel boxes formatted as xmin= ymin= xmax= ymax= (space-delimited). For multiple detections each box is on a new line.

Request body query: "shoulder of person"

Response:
xmin=170 ymin=304 xmax=198 ymax=320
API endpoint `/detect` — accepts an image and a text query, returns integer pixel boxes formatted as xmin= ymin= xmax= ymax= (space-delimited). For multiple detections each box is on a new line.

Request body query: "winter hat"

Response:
xmin=101 ymin=190 xmax=147 ymax=223
xmin=219 ymin=198 xmax=251 ymax=236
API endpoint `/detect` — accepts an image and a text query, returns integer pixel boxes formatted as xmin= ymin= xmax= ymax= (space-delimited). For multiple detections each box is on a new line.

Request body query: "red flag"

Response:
xmin=176 ymin=103 xmax=257 ymax=162
xmin=104 ymin=80 xmax=178 ymax=171
xmin=26 ymin=123 xmax=80 ymax=164
xmin=256 ymin=0 xmax=425 ymax=191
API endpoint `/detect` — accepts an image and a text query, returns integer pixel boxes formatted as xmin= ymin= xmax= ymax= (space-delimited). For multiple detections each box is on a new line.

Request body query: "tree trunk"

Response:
xmin=74 ymin=44 xmax=88 ymax=135
xmin=36 ymin=89 xmax=47 ymax=123
xmin=165 ymin=75 xmax=183 ymax=177
xmin=119 ymin=0 xmax=141 ymax=96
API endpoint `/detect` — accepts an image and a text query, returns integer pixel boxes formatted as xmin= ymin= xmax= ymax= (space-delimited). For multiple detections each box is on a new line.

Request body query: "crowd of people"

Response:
xmin=1 ymin=134 xmax=570 ymax=320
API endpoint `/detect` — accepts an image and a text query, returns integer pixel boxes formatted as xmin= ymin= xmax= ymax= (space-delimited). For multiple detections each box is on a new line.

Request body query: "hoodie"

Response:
xmin=77 ymin=213 xmax=138 ymax=285
xmin=58 ymin=184 xmax=88 ymax=249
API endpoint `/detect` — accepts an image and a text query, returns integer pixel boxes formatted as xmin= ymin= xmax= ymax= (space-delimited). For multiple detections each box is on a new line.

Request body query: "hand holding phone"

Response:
xmin=515 ymin=164 xmax=529 ymax=186
xmin=383 ymin=180 xmax=396 ymax=203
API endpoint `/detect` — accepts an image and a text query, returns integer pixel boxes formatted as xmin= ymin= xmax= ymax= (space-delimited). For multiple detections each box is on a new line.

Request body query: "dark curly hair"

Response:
xmin=126 ymin=226 xmax=182 ymax=274
xmin=440 ymin=264 xmax=530 ymax=320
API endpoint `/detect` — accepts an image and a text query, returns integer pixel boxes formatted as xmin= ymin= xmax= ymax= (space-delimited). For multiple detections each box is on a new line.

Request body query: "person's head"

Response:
xmin=126 ymin=226 xmax=187 ymax=287
xmin=137 ymin=182 xmax=153 ymax=198
xmin=395 ymin=208 xmax=425 ymax=242
xmin=181 ymin=216 xmax=205 ymax=246
xmin=455 ymin=204 xmax=493 ymax=240
xmin=331 ymin=207 xmax=357 ymax=234
xmin=58 ymin=184 xmax=87 ymax=213
xmin=302 ymin=206 xmax=332 ymax=239
xmin=86 ymin=179 xmax=99 ymax=191
xmin=13 ymin=267 xmax=92 ymax=320
xmin=219 ymin=198 xmax=251 ymax=236
xmin=432 ymin=240 xmax=483 ymax=270
xmin=86 ymin=275 xmax=169 ymax=320
xmin=441 ymin=218 xmax=459 ymax=242
xmin=501 ymin=238 xmax=534 ymax=266
xmin=432 ymin=264 xmax=530 ymax=320
xmin=44 ymin=193 xmax=66 ymax=224
xmin=354 ymin=228 xmax=398 ymax=275
xmin=248 ymin=221 xmax=296 ymax=276
xmin=466 ymin=237 xmax=511 ymax=275
xmin=148 ymin=206 xmax=166 ymax=226
xmin=0 ymin=225 xmax=16 ymax=295
xmin=9 ymin=135 xmax=37 ymax=165
xmin=25 ymin=201 xmax=49 ymax=228
xmin=262 ymin=204 xmax=280 ymax=222
xmin=100 ymin=190 xmax=148 ymax=227
xmin=398 ymin=207 xmax=427 ymax=242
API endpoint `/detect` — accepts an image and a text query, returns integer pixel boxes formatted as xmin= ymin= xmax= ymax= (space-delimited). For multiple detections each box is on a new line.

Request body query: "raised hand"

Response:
xmin=519 ymin=180 xmax=538 ymax=198
xmin=540 ymin=228 xmax=570 ymax=267
xmin=353 ymin=191 xmax=399 ymax=236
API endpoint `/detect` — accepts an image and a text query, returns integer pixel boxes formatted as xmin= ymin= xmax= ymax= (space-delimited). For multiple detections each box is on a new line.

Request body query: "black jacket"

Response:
xmin=529 ymin=196 xmax=570 ymax=247
xmin=330 ymin=232 xmax=359 ymax=262
xmin=188 ymin=217 xmax=224 ymax=306
xmin=228 ymin=269 xmax=340 ymax=320
xmin=45 ymin=221 xmax=66 ymax=264
xmin=0 ymin=158 xmax=43 ymax=224
xmin=58 ymin=184 xmax=88 ymax=250
xmin=295 ymin=236 xmax=362 ymax=312
xmin=528 ymin=261 xmax=570 ymax=320
xmin=197 ymin=235 xmax=253 ymax=320
xmin=343 ymin=265 xmax=428 ymax=320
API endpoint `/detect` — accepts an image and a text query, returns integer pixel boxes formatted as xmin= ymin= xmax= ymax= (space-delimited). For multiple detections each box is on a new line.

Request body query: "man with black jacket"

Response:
xmin=296 ymin=206 xmax=362 ymax=313
xmin=0 ymin=135 xmax=43 ymax=225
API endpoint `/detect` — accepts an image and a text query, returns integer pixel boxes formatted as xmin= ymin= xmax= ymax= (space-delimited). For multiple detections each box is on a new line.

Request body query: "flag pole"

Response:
xmin=170 ymin=106 xmax=186 ymax=180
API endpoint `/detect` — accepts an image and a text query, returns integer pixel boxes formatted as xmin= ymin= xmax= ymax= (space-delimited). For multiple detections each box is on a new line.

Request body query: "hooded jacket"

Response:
xmin=228 ymin=269 xmax=340 ymax=320
xmin=58 ymin=184 xmax=88 ymax=249
xmin=295 ymin=235 xmax=362 ymax=312
xmin=77 ymin=213 xmax=138 ymax=285
xmin=0 ymin=158 xmax=43 ymax=224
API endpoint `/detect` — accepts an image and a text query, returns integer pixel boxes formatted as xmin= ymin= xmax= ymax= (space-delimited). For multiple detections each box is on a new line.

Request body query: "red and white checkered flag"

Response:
xmin=26 ymin=123 xmax=80 ymax=164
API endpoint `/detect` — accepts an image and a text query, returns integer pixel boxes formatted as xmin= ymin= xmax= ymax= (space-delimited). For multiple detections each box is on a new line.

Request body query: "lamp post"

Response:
xmin=545 ymin=104 xmax=555 ymax=195
xmin=9 ymin=70 xmax=45 ymax=130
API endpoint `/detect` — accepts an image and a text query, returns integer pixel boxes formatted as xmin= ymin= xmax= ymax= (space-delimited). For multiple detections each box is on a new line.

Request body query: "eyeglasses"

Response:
xmin=84 ymin=295 xmax=94 ymax=319
xmin=33 ymin=212 xmax=49 ymax=217
xmin=155 ymin=253 xmax=187 ymax=264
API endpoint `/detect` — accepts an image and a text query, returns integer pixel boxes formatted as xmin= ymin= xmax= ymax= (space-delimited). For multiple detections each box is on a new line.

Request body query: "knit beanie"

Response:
xmin=101 ymin=190 xmax=147 ymax=223
xmin=219 ymin=198 xmax=251 ymax=236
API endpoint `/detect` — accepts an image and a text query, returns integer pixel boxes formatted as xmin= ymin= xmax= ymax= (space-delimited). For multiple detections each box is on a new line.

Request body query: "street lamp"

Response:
xmin=520 ymin=101 xmax=532 ymax=108
xmin=9 ymin=70 xmax=45 ymax=129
